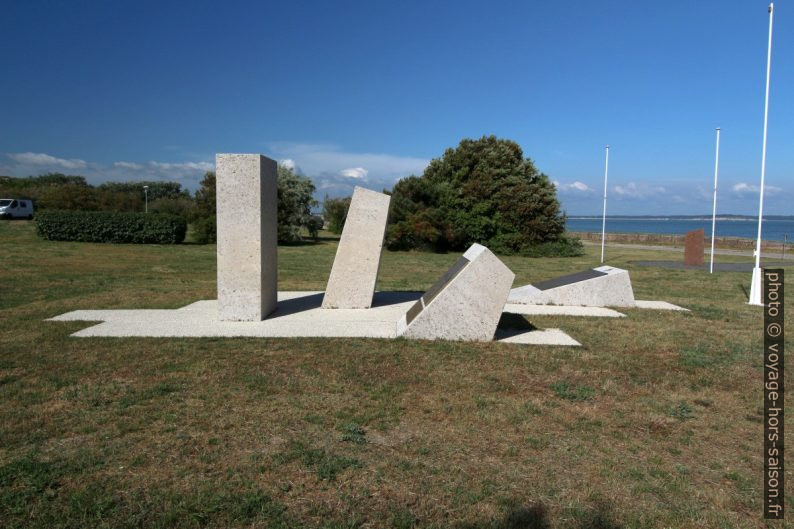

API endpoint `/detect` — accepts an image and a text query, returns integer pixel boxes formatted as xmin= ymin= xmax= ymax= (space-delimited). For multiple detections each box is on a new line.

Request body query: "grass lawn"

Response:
xmin=0 ymin=220 xmax=790 ymax=528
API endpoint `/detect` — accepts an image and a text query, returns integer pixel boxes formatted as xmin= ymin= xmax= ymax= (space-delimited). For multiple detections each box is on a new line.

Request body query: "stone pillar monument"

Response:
xmin=322 ymin=186 xmax=391 ymax=309
xmin=216 ymin=154 xmax=278 ymax=321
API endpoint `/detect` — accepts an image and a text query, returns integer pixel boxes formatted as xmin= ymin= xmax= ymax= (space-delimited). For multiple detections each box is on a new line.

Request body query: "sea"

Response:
xmin=566 ymin=217 xmax=794 ymax=242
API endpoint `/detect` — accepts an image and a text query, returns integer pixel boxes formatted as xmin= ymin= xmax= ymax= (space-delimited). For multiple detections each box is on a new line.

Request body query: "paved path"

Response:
xmin=582 ymin=240 xmax=794 ymax=260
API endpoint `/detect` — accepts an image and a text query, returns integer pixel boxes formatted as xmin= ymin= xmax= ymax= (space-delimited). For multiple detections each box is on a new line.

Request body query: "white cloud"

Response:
xmin=613 ymin=182 xmax=666 ymax=199
xmin=265 ymin=142 xmax=429 ymax=196
xmin=732 ymin=182 xmax=781 ymax=195
xmin=148 ymin=161 xmax=214 ymax=172
xmin=2 ymin=152 xmax=215 ymax=190
xmin=340 ymin=167 xmax=368 ymax=179
xmin=279 ymin=159 xmax=296 ymax=170
xmin=554 ymin=180 xmax=592 ymax=192
xmin=113 ymin=161 xmax=144 ymax=170
xmin=7 ymin=152 xmax=87 ymax=170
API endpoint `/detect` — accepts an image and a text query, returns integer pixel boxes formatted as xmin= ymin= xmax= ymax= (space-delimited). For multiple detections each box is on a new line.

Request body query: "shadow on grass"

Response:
xmin=458 ymin=501 xmax=622 ymax=529
xmin=494 ymin=312 xmax=538 ymax=341
xmin=280 ymin=235 xmax=339 ymax=246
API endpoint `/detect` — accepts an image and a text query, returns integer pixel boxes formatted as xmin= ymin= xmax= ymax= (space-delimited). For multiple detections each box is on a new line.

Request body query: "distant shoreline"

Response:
xmin=569 ymin=215 xmax=794 ymax=221
xmin=568 ymin=230 xmax=787 ymax=249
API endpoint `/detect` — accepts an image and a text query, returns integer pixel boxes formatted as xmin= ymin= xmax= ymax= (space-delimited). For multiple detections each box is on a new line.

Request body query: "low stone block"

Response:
xmin=508 ymin=265 xmax=635 ymax=307
xmin=322 ymin=186 xmax=391 ymax=309
xmin=397 ymin=244 xmax=515 ymax=341
xmin=684 ymin=229 xmax=705 ymax=266
xmin=216 ymin=154 xmax=278 ymax=321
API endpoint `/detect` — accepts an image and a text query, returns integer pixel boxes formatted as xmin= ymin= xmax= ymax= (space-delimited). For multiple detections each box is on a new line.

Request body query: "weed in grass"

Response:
xmin=274 ymin=441 xmax=361 ymax=481
xmin=118 ymin=381 xmax=180 ymax=408
xmin=389 ymin=507 xmax=418 ymax=529
xmin=526 ymin=436 xmax=550 ymax=450
xmin=242 ymin=373 xmax=274 ymax=393
xmin=550 ymin=381 xmax=595 ymax=402
xmin=303 ymin=413 xmax=324 ymax=425
xmin=724 ymin=471 xmax=754 ymax=494
xmin=669 ymin=402 xmax=695 ymax=420
xmin=416 ymin=446 xmax=431 ymax=457
xmin=339 ymin=422 xmax=367 ymax=444
xmin=0 ymin=374 xmax=21 ymax=387
xmin=66 ymin=481 xmax=118 ymax=521
xmin=691 ymin=305 xmax=730 ymax=321
xmin=475 ymin=396 xmax=493 ymax=410
xmin=679 ymin=346 xmax=719 ymax=368
xmin=566 ymin=501 xmax=622 ymax=529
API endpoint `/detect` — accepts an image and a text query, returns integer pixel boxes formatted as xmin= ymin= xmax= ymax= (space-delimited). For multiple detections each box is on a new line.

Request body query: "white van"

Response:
xmin=0 ymin=199 xmax=34 ymax=219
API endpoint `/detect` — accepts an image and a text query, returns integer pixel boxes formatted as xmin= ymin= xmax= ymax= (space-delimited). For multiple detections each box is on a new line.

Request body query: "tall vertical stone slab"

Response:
xmin=684 ymin=229 xmax=705 ymax=266
xmin=216 ymin=154 xmax=278 ymax=321
xmin=397 ymin=244 xmax=515 ymax=341
xmin=322 ymin=186 xmax=391 ymax=309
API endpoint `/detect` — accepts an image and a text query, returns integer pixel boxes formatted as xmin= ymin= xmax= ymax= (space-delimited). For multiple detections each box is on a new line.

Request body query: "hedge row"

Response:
xmin=35 ymin=210 xmax=186 ymax=244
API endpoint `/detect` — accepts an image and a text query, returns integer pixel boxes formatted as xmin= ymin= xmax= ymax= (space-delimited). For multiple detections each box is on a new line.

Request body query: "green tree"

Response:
xmin=322 ymin=195 xmax=351 ymax=234
xmin=191 ymin=171 xmax=216 ymax=243
xmin=193 ymin=171 xmax=216 ymax=218
xmin=386 ymin=135 xmax=580 ymax=255
xmin=277 ymin=165 xmax=318 ymax=242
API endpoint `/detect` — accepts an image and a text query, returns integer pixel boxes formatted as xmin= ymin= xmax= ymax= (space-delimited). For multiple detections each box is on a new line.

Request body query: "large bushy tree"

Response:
xmin=387 ymin=136 xmax=577 ymax=255
xmin=277 ymin=165 xmax=317 ymax=243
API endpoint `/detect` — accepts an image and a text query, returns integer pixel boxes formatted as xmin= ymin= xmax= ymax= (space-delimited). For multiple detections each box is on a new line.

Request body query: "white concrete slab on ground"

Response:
xmin=47 ymin=291 xmax=580 ymax=345
xmin=634 ymin=300 xmax=690 ymax=311
xmin=503 ymin=304 xmax=625 ymax=318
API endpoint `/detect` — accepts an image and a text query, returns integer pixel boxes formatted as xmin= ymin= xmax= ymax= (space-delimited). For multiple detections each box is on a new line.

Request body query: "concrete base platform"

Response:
xmin=504 ymin=303 xmax=626 ymax=318
xmin=634 ymin=300 xmax=690 ymax=311
xmin=47 ymin=291 xmax=580 ymax=345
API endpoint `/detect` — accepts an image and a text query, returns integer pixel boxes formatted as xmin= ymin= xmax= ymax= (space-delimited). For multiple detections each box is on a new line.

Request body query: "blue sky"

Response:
xmin=1 ymin=0 xmax=791 ymax=215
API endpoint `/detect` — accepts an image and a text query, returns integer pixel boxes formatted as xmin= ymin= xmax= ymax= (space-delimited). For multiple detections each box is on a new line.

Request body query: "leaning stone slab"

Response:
xmin=508 ymin=265 xmax=635 ymax=307
xmin=396 ymin=244 xmax=515 ymax=341
xmin=216 ymin=154 xmax=278 ymax=321
xmin=322 ymin=186 xmax=391 ymax=309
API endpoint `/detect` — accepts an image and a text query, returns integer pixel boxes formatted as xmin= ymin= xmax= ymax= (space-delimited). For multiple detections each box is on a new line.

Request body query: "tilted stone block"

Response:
xmin=216 ymin=154 xmax=278 ymax=321
xmin=508 ymin=265 xmax=635 ymax=307
xmin=397 ymin=244 xmax=515 ymax=341
xmin=322 ymin=186 xmax=391 ymax=309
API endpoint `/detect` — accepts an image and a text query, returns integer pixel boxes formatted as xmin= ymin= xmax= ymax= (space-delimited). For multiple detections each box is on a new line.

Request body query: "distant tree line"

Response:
xmin=7 ymin=136 xmax=581 ymax=255
xmin=1 ymin=166 xmax=321 ymax=245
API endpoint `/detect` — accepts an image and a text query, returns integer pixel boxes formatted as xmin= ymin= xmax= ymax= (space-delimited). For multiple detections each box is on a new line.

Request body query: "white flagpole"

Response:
xmin=600 ymin=145 xmax=610 ymax=263
xmin=709 ymin=128 xmax=721 ymax=274
xmin=749 ymin=2 xmax=774 ymax=305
